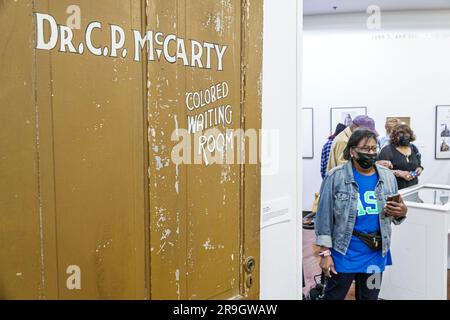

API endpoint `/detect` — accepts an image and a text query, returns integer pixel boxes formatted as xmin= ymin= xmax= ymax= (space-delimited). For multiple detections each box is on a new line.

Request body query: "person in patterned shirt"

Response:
xmin=321 ymin=123 xmax=347 ymax=179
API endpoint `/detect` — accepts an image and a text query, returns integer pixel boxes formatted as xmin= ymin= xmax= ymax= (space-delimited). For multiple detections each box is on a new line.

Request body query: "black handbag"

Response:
xmin=352 ymin=230 xmax=382 ymax=250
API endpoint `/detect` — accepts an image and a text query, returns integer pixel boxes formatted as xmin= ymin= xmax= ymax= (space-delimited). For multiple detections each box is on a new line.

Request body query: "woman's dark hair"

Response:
xmin=329 ymin=123 xmax=347 ymax=140
xmin=343 ymin=128 xmax=378 ymax=160
xmin=390 ymin=124 xmax=416 ymax=146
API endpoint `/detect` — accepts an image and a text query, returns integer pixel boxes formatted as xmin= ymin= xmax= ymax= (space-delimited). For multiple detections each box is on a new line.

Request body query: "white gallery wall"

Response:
xmin=260 ymin=0 xmax=302 ymax=299
xmin=303 ymin=10 xmax=450 ymax=211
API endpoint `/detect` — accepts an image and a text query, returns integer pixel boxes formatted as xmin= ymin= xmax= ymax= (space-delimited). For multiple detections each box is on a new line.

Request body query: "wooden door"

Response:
xmin=0 ymin=0 xmax=262 ymax=300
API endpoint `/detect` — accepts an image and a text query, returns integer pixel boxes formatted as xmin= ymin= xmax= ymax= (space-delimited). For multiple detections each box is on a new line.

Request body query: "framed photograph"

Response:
xmin=386 ymin=116 xmax=411 ymax=127
xmin=330 ymin=107 xmax=367 ymax=135
xmin=435 ymin=105 xmax=450 ymax=159
xmin=302 ymin=108 xmax=314 ymax=159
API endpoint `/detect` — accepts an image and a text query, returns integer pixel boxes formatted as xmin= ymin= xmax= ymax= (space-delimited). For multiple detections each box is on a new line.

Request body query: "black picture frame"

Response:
xmin=435 ymin=105 xmax=450 ymax=160
xmin=330 ymin=106 xmax=367 ymax=135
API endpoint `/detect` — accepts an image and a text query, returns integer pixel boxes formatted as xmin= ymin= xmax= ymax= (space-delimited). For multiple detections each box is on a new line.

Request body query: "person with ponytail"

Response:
xmin=320 ymin=123 xmax=347 ymax=179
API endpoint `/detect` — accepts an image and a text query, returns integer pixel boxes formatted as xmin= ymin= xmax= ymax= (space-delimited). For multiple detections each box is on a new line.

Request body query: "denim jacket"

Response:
xmin=315 ymin=161 xmax=406 ymax=257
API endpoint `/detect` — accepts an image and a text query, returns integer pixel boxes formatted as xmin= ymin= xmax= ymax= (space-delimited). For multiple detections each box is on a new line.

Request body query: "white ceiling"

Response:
xmin=304 ymin=0 xmax=450 ymax=15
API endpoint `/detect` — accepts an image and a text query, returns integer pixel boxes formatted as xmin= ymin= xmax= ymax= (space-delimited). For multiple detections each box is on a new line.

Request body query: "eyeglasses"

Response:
xmin=354 ymin=146 xmax=377 ymax=153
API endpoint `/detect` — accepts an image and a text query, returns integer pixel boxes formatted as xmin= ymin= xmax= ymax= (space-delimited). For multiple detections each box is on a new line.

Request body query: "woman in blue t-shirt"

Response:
xmin=315 ymin=128 xmax=408 ymax=300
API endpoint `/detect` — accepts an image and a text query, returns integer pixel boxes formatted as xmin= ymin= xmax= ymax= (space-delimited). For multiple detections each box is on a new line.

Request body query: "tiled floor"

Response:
xmin=303 ymin=228 xmax=450 ymax=300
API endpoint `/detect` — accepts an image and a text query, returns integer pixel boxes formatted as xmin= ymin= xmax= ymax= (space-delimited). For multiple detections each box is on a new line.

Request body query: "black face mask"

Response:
xmin=399 ymin=136 xmax=410 ymax=146
xmin=355 ymin=152 xmax=377 ymax=169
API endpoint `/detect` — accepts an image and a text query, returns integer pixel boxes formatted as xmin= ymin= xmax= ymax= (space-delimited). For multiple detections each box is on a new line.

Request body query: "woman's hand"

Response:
xmin=415 ymin=167 xmax=423 ymax=177
xmin=385 ymin=195 xmax=408 ymax=218
xmin=395 ymin=170 xmax=414 ymax=181
xmin=319 ymin=256 xmax=338 ymax=277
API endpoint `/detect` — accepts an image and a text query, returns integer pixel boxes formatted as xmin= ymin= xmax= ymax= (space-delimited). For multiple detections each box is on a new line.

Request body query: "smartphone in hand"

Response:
xmin=387 ymin=194 xmax=401 ymax=203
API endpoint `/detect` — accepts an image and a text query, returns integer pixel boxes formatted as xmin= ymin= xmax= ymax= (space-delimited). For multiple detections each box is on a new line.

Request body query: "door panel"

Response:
xmin=44 ymin=0 xmax=147 ymax=299
xmin=148 ymin=0 xmax=262 ymax=300
xmin=0 ymin=0 xmax=148 ymax=299
xmin=0 ymin=0 xmax=44 ymax=299
xmin=185 ymin=0 xmax=241 ymax=300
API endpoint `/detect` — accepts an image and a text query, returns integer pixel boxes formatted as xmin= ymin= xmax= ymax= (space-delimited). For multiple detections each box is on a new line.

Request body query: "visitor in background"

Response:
xmin=378 ymin=124 xmax=423 ymax=190
xmin=326 ymin=115 xmax=378 ymax=172
xmin=378 ymin=118 xmax=400 ymax=151
xmin=315 ymin=128 xmax=408 ymax=300
xmin=320 ymin=123 xmax=347 ymax=179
